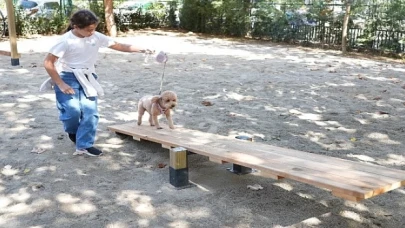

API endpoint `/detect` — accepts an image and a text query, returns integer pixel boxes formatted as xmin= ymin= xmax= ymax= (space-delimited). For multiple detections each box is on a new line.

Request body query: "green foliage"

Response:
xmin=349 ymin=0 xmax=405 ymax=53
xmin=114 ymin=1 xmax=175 ymax=31
xmin=180 ymin=0 xmax=214 ymax=33
xmin=15 ymin=9 xmax=68 ymax=36
xmin=180 ymin=0 xmax=253 ymax=36
xmin=7 ymin=0 xmax=405 ymax=55
xmin=88 ymin=0 xmax=107 ymax=33
xmin=250 ymin=1 xmax=290 ymax=41
xmin=167 ymin=1 xmax=180 ymax=27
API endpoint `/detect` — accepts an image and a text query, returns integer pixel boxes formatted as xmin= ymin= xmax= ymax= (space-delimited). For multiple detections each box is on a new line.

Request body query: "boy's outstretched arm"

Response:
xmin=109 ymin=43 xmax=154 ymax=53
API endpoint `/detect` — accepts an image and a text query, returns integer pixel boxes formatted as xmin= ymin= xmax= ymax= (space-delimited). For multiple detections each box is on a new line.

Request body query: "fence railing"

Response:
xmin=178 ymin=0 xmax=405 ymax=54
xmin=256 ymin=23 xmax=405 ymax=53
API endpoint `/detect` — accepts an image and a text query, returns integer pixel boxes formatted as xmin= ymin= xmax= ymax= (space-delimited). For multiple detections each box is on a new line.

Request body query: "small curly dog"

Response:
xmin=137 ymin=91 xmax=177 ymax=129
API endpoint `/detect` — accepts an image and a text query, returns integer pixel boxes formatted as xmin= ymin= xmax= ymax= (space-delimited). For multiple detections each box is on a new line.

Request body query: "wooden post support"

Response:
xmin=169 ymin=147 xmax=193 ymax=189
xmin=227 ymin=135 xmax=254 ymax=175
xmin=5 ymin=0 xmax=20 ymax=66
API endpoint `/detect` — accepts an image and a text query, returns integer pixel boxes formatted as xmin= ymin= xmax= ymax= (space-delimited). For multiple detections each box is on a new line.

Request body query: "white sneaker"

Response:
xmin=73 ymin=147 xmax=103 ymax=157
xmin=73 ymin=149 xmax=86 ymax=156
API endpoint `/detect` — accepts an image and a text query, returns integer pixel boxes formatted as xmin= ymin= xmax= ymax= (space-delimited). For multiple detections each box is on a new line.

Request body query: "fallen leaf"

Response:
xmin=31 ymin=147 xmax=46 ymax=154
xmin=377 ymin=111 xmax=389 ymax=115
xmin=157 ymin=163 xmax=166 ymax=168
xmin=24 ymin=168 xmax=30 ymax=174
xmin=247 ymin=184 xmax=263 ymax=191
xmin=350 ymin=137 xmax=357 ymax=142
xmin=373 ymin=97 xmax=382 ymax=100
xmin=201 ymin=101 xmax=213 ymax=106
xmin=30 ymin=183 xmax=44 ymax=191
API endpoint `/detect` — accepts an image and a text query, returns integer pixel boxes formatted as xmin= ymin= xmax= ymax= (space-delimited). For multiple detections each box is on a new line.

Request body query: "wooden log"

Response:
xmin=5 ymin=0 xmax=19 ymax=66
xmin=169 ymin=147 xmax=190 ymax=188
xmin=103 ymin=0 xmax=116 ymax=37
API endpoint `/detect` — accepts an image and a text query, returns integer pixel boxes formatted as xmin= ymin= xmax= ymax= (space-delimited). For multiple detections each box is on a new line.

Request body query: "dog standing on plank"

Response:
xmin=137 ymin=91 xmax=177 ymax=129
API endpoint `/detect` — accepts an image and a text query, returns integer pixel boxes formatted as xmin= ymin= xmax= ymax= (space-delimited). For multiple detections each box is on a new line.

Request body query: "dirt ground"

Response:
xmin=0 ymin=30 xmax=404 ymax=228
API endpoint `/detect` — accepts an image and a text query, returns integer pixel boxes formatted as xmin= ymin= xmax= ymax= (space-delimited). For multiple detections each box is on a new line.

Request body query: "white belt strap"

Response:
xmin=71 ymin=68 xmax=104 ymax=97
xmin=39 ymin=67 xmax=104 ymax=97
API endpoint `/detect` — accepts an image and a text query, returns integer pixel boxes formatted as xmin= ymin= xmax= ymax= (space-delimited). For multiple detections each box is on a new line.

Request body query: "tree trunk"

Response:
xmin=342 ymin=0 xmax=351 ymax=54
xmin=104 ymin=0 xmax=116 ymax=37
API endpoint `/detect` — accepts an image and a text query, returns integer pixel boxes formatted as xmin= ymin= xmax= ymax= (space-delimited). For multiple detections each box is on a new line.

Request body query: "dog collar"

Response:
xmin=153 ymin=102 xmax=167 ymax=114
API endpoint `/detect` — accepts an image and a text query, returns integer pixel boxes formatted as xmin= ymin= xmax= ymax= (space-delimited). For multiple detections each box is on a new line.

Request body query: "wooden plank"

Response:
xmin=108 ymin=123 xmax=405 ymax=200
xmin=149 ymin=125 xmax=403 ymax=181
xmin=109 ymin=123 xmax=404 ymax=183
xmin=332 ymin=191 xmax=362 ymax=202
xmin=245 ymin=142 xmax=404 ymax=181
xmin=0 ymin=50 xmax=11 ymax=56
xmin=169 ymin=125 xmax=404 ymax=183
xmin=0 ymin=50 xmax=20 ymax=58
xmin=117 ymin=123 xmax=404 ymax=185
xmin=107 ymin=123 xmax=400 ymax=196
xmin=108 ymin=124 xmax=373 ymax=197
xmin=221 ymin=141 xmax=402 ymax=185
xmin=209 ymin=157 xmax=228 ymax=164
xmin=254 ymin=170 xmax=285 ymax=180
xmin=162 ymin=144 xmax=172 ymax=149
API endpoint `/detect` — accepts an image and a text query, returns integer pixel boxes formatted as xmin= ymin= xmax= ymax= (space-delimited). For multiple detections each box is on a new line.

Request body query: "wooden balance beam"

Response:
xmin=0 ymin=50 xmax=12 ymax=56
xmin=0 ymin=50 xmax=20 ymax=58
xmin=108 ymin=123 xmax=405 ymax=202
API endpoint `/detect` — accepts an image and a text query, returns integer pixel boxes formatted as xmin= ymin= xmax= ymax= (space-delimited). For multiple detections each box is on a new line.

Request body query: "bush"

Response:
xmin=15 ymin=9 xmax=68 ymax=36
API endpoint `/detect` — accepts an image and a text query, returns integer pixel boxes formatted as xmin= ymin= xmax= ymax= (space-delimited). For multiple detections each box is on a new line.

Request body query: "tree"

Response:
xmin=104 ymin=0 xmax=116 ymax=37
xmin=341 ymin=0 xmax=352 ymax=54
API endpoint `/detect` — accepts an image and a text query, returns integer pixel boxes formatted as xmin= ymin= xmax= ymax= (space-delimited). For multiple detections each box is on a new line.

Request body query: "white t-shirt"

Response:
xmin=49 ymin=31 xmax=115 ymax=72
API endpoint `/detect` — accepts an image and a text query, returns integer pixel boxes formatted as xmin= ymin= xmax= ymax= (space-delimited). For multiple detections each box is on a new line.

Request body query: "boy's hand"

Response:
xmin=58 ymin=82 xmax=75 ymax=95
xmin=142 ymin=49 xmax=155 ymax=54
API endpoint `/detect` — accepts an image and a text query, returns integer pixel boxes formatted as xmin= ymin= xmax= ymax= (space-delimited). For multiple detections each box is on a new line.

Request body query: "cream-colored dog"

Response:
xmin=137 ymin=91 xmax=177 ymax=129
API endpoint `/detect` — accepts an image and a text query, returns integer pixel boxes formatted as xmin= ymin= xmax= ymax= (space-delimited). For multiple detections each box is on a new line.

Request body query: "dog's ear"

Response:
xmin=151 ymin=95 xmax=161 ymax=103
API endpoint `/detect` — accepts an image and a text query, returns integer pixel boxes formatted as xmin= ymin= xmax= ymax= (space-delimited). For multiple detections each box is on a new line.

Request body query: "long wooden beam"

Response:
xmin=108 ymin=123 xmax=405 ymax=202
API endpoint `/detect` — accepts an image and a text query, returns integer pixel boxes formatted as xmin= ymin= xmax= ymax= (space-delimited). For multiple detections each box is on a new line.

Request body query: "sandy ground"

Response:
xmin=0 ymin=30 xmax=405 ymax=228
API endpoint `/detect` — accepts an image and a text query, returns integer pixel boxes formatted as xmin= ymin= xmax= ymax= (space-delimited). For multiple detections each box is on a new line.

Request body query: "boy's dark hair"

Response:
xmin=65 ymin=9 xmax=99 ymax=32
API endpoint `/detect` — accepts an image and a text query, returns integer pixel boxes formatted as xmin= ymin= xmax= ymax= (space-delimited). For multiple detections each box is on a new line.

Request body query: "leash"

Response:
xmin=144 ymin=51 xmax=168 ymax=95
xmin=155 ymin=51 xmax=168 ymax=95
xmin=159 ymin=61 xmax=166 ymax=95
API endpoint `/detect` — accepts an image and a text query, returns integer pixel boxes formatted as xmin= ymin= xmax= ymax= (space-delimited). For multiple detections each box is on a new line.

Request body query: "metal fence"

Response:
xmin=247 ymin=1 xmax=405 ymax=53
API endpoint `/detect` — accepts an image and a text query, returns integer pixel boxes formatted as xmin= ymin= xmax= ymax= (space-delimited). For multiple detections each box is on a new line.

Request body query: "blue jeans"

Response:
xmin=54 ymin=71 xmax=99 ymax=150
